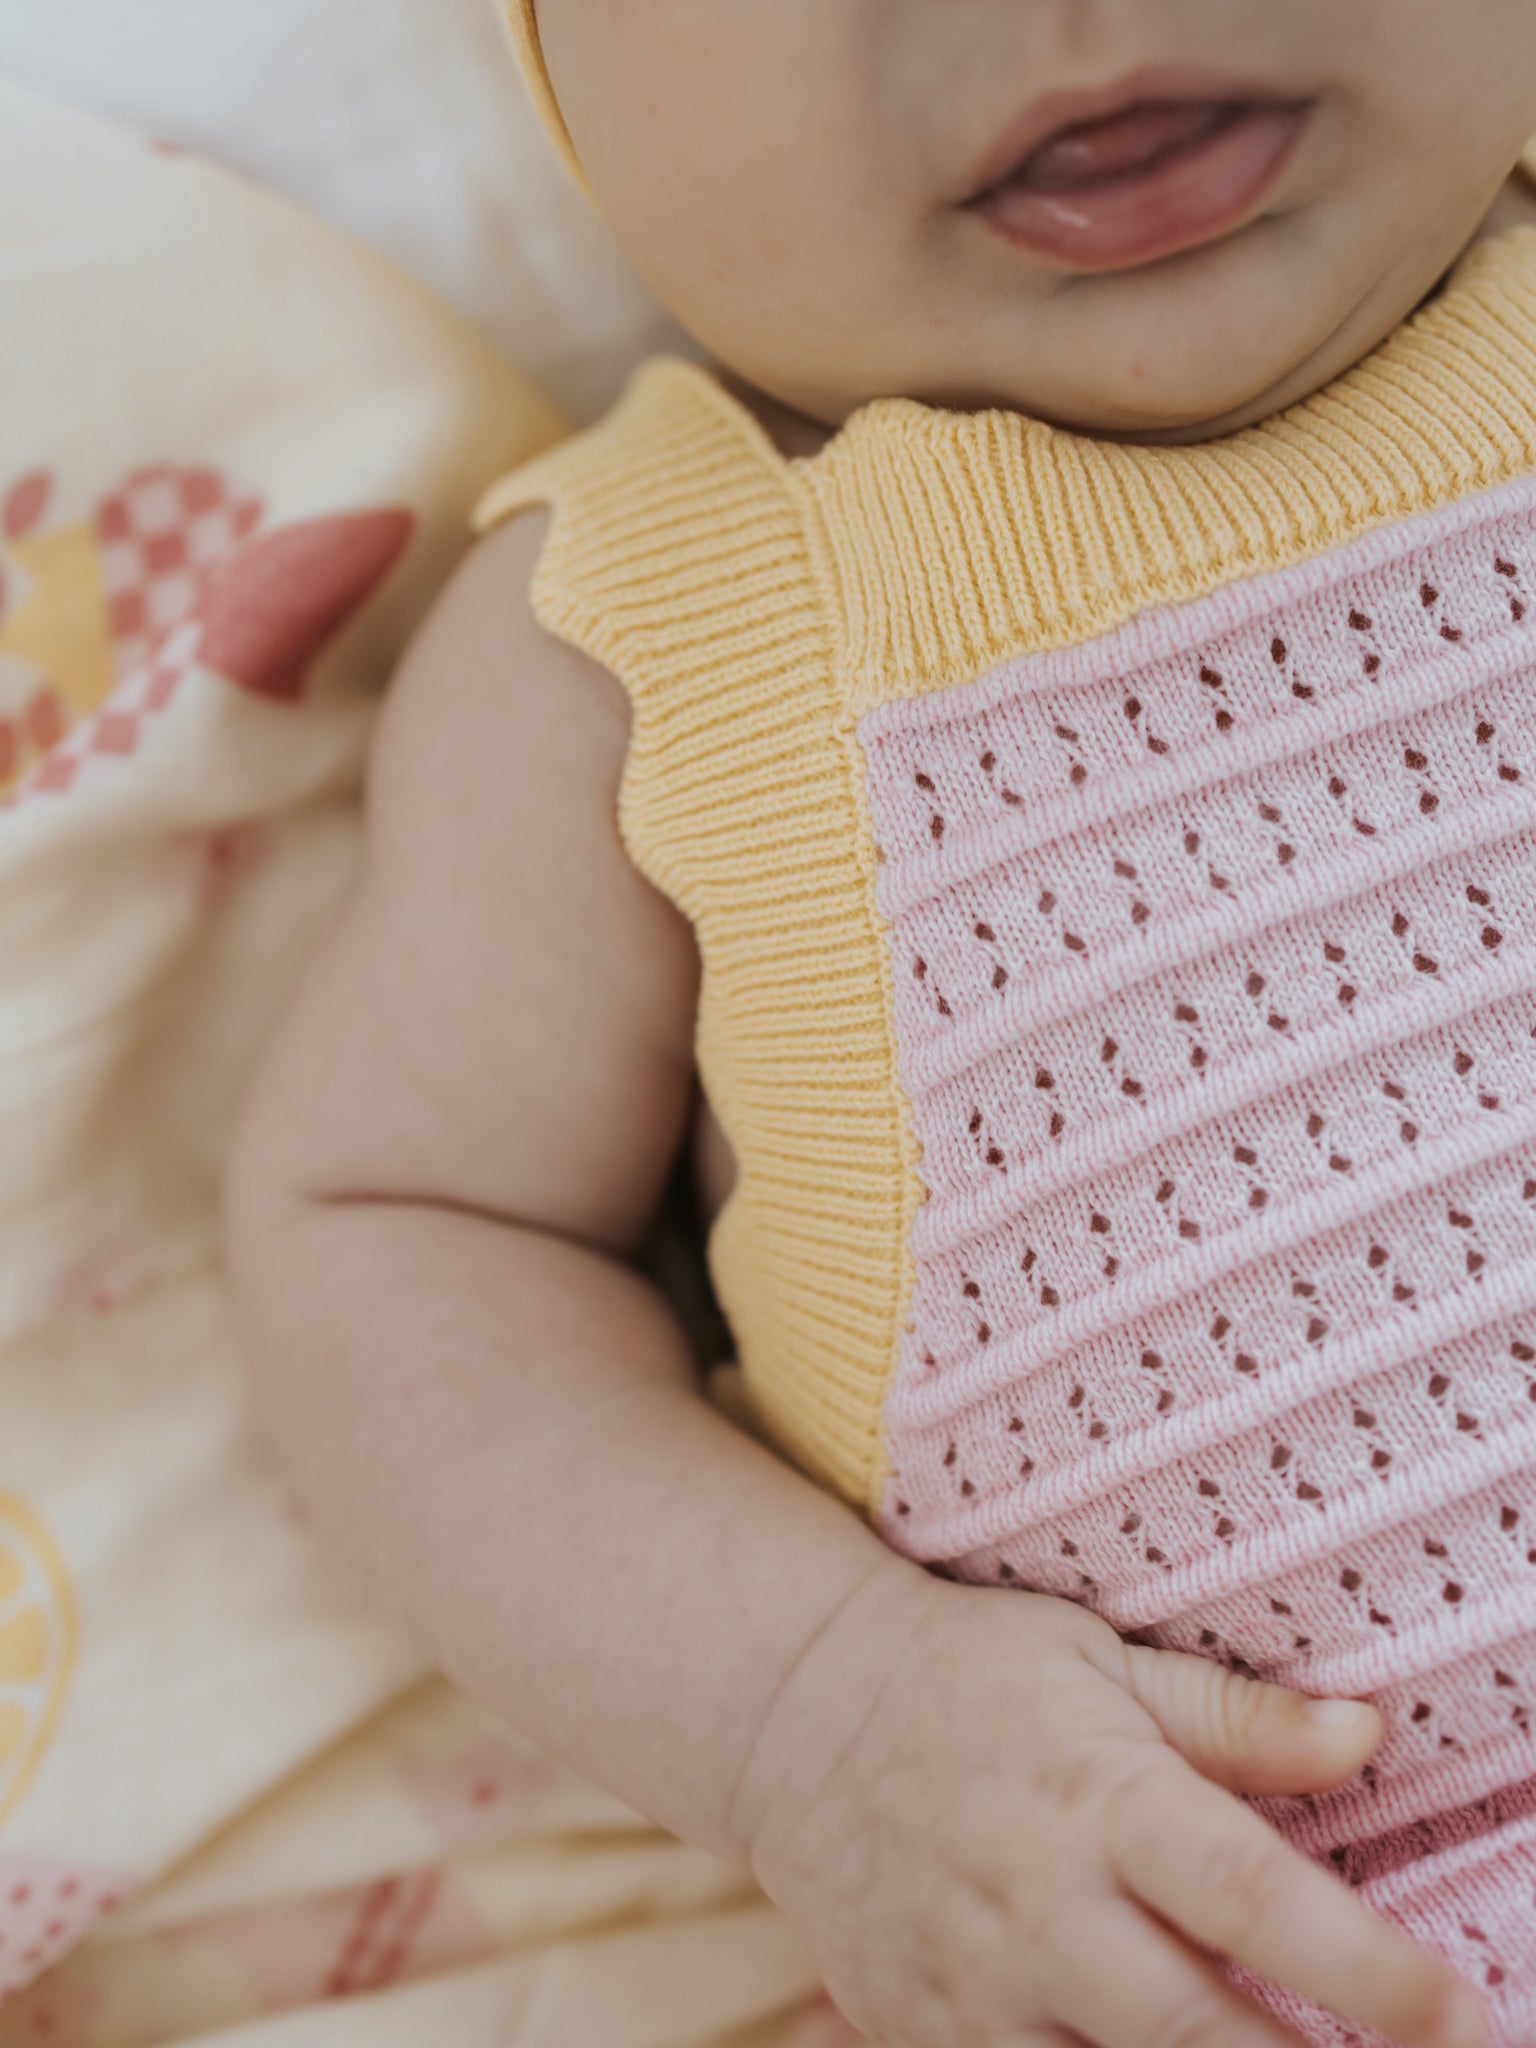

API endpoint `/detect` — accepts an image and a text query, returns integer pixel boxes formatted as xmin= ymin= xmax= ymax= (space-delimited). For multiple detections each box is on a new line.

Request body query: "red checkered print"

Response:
xmin=4 ymin=469 xmax=266 ymax=807
xmin=97 ymin=468 xmax=261 ymax=681
xmin=22 ymin=620 xmax=202 ymax=801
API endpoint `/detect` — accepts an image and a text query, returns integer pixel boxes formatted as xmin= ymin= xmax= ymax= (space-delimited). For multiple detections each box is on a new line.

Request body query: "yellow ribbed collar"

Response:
xmin=648 ymin=225 xmax=1536 ymax=713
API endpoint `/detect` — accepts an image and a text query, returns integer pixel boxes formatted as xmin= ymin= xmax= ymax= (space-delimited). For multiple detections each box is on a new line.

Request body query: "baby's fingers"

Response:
xmin=1117 ymin=1640 xmax=1384 ymax=1797
xmin=1043 ymin=1896 xmax=1316 ymax=2048
xmin=1111 ymin=1765 xmax=1486 ymax=2048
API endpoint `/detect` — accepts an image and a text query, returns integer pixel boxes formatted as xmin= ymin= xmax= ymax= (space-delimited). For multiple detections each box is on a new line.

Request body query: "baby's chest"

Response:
xmin=854 ymin=486 xmax=1536 ymax=1581
xmin=835 ymin=488 xmax=1536 ymax=1849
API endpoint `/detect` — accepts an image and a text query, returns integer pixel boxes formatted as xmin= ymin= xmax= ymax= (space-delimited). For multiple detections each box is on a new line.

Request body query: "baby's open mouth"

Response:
xmin=967 ymin=92 xmax=1312 ymax=272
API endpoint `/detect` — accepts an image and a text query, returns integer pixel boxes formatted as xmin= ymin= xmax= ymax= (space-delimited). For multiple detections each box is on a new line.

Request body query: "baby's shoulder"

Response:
xmin=380 ymin=506 xmax=633 ymax=819
xmin=231 ymin=498 xmax=701 ymax=1254
xmin=362 ymin=508 xmax=666 ymax=1040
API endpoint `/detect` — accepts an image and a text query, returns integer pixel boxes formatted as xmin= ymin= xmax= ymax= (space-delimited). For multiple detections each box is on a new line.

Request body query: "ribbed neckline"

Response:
xmin=652 ymin=225 xmax=1536 ymax=704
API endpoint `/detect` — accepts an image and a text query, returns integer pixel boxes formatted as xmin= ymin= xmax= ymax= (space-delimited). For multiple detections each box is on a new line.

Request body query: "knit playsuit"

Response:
xmin=480 ymin=225 xmax=1536 ymax=2043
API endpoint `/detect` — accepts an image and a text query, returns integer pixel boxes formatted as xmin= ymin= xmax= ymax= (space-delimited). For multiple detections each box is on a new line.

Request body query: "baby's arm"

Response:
xmin=225 ymin=513 xmax=903 ymax=1854
xmin=225 ymin=518 xmax=1484 ymax=2048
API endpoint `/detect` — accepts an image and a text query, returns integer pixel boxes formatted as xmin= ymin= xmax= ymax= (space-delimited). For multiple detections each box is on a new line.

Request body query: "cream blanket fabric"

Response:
xmin=0 ymin=0 xmax=688 ymax=424
xmin=0 ymin=79 xmax=839 ymax=2046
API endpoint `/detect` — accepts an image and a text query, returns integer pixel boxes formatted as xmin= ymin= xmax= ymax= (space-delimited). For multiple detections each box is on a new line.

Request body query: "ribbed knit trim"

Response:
xmin=479 ymin=371 xmax=922 ymax=1506
xmin=476 ymin=226 xmax=1536 ymax=1519
xmin=790 ymin=228 xmax=1536 ymax=706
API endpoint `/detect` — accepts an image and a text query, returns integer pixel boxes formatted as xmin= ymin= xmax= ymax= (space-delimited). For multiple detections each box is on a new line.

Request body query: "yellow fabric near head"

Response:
xmin=502 ymin=0 xmax=590 ymax=196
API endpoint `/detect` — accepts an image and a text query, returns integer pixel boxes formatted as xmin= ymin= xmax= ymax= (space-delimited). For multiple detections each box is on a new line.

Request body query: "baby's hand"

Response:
xmin=740 ymin=1573 xmax=1487 ymax=2048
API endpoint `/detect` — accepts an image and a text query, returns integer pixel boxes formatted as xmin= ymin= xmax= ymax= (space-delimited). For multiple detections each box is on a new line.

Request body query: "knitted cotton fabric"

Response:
xmin=480 ymin=227 xmax=1536 ymax=2041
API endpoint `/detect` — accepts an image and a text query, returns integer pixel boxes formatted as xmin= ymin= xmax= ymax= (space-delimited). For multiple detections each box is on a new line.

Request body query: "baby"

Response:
xmin=227 ymin=5 xmax=1536 ymax=2045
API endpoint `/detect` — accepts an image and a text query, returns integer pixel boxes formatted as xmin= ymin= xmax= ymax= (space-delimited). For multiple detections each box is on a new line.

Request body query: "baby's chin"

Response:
xmin=772 ymin=333 xmax=1357 ymax=451
xmin=927 ymin=256 xmax=1394 ymax=445
xmin=1012 ymin=347 xmax=1344 ymax=445
xmin=757 ymin=205 xmax=1439 ymax=448
xmin=748 ymin=281 xmax=1384 ymax=451
xmin=748 ymin=351 xmax=1323 ymax=453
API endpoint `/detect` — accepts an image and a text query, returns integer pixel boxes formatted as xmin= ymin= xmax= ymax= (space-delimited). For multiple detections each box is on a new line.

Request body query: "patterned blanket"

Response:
xmin=0 ymin=76 xmax=838 ymax=2046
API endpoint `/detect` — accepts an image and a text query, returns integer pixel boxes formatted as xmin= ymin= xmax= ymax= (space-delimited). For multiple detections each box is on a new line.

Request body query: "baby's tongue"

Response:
xmin=1021 ymin=102 xmax=1230 ymax=191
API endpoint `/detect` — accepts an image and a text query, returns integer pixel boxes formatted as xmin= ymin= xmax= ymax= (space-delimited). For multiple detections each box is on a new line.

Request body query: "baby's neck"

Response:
xmin=723 ymin=169 xmax=1536 ymax=462
xmin=1478 ymin=164 xmax=1536 ymax=247
xmin=714 ymin=371 xmax=834 ymax=460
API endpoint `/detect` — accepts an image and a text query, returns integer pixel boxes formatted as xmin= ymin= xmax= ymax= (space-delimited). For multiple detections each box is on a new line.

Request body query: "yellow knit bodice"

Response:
xmin=479 ymin=226 xmax=1536 ymax=1518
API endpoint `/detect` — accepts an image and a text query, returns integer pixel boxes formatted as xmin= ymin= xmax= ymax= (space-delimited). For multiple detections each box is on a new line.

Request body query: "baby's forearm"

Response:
xmin=228 ymin=1189 xmax=927 ymax=1861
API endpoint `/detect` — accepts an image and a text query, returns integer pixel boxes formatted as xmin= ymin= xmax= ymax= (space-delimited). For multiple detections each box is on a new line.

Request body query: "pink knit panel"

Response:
xmin=862 ymin=476 xmax=1536 ymax=2031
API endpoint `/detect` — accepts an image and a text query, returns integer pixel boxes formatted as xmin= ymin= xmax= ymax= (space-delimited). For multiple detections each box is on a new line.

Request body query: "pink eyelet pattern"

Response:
xmin=862 ymin=476 xmax=1536 ymax=2034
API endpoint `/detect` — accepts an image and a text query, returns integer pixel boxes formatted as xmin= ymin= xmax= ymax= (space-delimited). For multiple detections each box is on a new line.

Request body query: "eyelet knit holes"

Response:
xmin=870 ymin=490 xmax=1536 ymax=1872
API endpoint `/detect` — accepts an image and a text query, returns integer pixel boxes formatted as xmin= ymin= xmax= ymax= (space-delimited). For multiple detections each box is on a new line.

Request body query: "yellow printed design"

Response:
xmin=0 ymin=465 xmax=419 ymax=804
xmin=0 ymin=1496 xmax=75 ymax=1830
xmin=0 ymin=470 xmax=119 ymax=790
xmin=0 ymin=464 xmax=261 ymax=797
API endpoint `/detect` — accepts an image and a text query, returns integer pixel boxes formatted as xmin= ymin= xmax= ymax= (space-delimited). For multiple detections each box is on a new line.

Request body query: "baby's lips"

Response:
xmin=1018 ymin=100 xmax=1232 ymax=191
xmin=970 ymin=100 xmax=1310 ymax=272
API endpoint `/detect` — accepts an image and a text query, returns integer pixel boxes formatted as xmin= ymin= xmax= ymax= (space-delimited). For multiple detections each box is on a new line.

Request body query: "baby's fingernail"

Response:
xmin=1436 ymin=1986 xmax=1487 ymax=2048
xmin=1301 ymin=1697 xmax=1376 ymax=1731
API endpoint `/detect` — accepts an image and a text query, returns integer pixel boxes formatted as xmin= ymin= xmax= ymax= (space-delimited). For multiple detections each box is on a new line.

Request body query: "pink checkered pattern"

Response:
xmin=21 ymin=620 xmax=203 ymax=801
xmin=5 ymin=468 xmax=266 ymax=807
xmin=96 ymin=468 xmax=261 ymax=682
